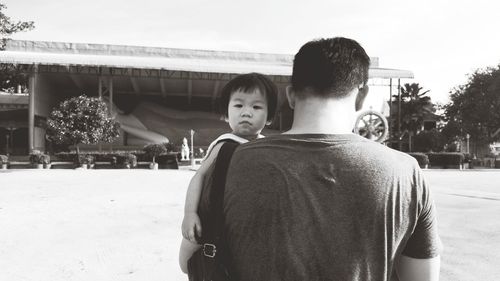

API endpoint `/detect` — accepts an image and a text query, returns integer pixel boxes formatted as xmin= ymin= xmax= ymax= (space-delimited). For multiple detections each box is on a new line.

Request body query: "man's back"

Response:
xmin=224 ymin=134 xmax=441 ymax=281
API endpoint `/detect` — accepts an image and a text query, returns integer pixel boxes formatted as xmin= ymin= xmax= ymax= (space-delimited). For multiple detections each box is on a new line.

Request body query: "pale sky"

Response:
xmin=4 ymin=0 xmax=500 ymax=105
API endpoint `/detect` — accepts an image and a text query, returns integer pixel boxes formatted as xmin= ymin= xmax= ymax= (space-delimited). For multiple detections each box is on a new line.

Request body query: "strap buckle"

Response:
xmin=203 ymin=243 xmax=217 ymax=258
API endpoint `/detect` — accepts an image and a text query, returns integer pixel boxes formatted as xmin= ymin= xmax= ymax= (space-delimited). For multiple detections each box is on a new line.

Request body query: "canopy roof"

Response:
xmin=0 ymin=40 xmax=413 ymax=79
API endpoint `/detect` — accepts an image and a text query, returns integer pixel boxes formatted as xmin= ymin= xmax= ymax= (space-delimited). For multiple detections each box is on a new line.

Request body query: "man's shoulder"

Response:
xmin=364 ymin=140 xmax=417 ymax=160
xmin=349 ymin=138 xmax=420 ymax=170
xmin=234 ymin=134 xmax=418 ymax=167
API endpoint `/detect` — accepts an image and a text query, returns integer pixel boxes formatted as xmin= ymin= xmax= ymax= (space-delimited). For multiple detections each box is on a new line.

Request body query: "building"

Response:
xmin=0 ymin=40 xmax=413 ymax=155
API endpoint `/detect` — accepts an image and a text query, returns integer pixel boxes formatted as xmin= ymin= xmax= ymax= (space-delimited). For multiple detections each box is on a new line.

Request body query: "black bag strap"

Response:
xmin=204 ymin=140 xmax=239 ymax=254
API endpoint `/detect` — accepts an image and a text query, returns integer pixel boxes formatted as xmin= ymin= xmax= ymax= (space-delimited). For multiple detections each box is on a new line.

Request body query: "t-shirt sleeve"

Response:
xmin=402 ymin=167 xmax=443 ymax=259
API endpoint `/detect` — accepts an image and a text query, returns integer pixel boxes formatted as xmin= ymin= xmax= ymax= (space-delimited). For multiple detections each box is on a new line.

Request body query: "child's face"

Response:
xmin=226 ymin=89 xmax=270 ymax=138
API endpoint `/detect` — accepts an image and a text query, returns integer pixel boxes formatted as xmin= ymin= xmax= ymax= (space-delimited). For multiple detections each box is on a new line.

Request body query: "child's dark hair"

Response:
xmin=218 ymin=73 xmax=278 ymax=122
xmin=291 ymin=37 xmax=370 ymax=99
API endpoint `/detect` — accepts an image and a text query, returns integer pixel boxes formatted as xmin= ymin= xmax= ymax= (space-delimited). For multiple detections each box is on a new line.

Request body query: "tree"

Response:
xmin=0 ymin=3 xmax=34 ymax=92
xmin=47 ymin=95 xmax=121 ymax=154
xmin=391 ymin=83 xmax=437 ymax=151
xmin=0 ymin=63 xmax=30 ymax=93
xmin=0 ymin=3 xmax=34 ymax=50
xmin=444 ymin=65 xmax=500 ymax=145
xmin=143 ymin=143 xmax=168 ymax=164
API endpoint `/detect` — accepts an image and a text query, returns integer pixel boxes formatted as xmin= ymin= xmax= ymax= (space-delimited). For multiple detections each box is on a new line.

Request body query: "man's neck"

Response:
xmin=284 ymin=96 xmax=357 ymax=135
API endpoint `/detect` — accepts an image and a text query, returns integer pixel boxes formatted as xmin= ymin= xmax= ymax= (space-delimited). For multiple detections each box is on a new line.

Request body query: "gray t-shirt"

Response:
xmin=224 ymin=134 xmax=442 ymax=281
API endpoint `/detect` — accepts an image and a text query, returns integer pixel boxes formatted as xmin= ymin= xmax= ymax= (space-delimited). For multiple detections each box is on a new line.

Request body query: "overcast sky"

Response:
xmin=4 ymin=0 xmax=500 ymax=105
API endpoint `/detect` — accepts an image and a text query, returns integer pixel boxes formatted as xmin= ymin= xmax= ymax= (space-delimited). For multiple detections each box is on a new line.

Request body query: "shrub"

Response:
xmin=444 ymin=141 xmax=461 ymax=152
xmin=0 ymin=154 xmax=8 ymax=164
xmin=463 ymin=153 xmax=474 ymax=163
xmin=93 ymin=153 xmax=112 ymax=162
xmin=427 ymin=152 xmax=465 ymax=167
xmin=407 ymin=153 xmax=429 ymax=167
xmin=77 ymin=154 xmax=95 ymax=165
xmin=29 ymin=150 xmax=44 ymax=164
xmin=41 ymin=154 xmax=51 ymax=165
xmin=143 ymin=144 xmax=167 ymax=163
xmin=164 ymin=142 xmax=176 ymax=152
xmin=116 ymin=153 xmax=137 ymax=168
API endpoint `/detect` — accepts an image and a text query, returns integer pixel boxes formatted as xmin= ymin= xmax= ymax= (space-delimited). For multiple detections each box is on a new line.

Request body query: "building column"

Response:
xmin=108 ymin=77 xmax=113 ymax=115
xmin=98 ymin=75 xmax=102 ymax=98
xmin=28 ymin=65 xmax=38 ymax=153
xmin=108 ymin=77 xmax=113 ymax=152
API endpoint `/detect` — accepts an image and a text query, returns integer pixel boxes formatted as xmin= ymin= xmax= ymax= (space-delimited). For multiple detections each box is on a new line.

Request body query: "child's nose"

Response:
xmin=241 ymin=107 xmax=252 ymax=117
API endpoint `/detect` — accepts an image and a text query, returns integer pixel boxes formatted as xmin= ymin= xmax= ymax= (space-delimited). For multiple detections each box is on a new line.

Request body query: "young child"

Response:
xmin=179 ymin=73 xmax=278 ymax=271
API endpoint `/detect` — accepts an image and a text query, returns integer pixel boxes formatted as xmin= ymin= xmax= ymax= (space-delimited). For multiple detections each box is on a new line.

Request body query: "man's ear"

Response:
xmin=285 ymin=86 xmax=295 ymax=109
xmin=355 ymin=85 xmax=369 ymax=111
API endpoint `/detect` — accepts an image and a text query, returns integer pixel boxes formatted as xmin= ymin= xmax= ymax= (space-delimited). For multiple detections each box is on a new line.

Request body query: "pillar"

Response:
xmin=28 ymin=65 xmax=38 ymax=153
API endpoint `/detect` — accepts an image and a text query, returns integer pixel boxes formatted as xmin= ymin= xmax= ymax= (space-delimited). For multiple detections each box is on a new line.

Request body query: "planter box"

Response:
xmin=157 ymin=154 xmax=179 ymax=169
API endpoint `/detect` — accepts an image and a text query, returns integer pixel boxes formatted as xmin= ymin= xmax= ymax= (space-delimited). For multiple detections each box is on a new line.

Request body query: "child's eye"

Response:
xmin=253 ymin=105 xmax=263 ymax=110
xmin=233 ymin=104 xmax=243 ymax=108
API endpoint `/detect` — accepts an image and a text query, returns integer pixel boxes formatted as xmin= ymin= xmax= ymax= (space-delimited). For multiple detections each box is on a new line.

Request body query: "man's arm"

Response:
xmin=396 ymin=255 xmax=440 ymax=281
xmin=397 ymin=163 xmax=442 ymax=281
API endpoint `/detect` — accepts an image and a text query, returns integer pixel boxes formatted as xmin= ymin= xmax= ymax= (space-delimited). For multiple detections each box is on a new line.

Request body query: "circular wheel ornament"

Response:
xmin=353 ymin=110 xmax=389 ymax=143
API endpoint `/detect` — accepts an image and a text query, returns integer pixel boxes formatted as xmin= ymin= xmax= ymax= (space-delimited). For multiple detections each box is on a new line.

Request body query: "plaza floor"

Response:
xmin=0 ymin=169 xmax=499 ymax=281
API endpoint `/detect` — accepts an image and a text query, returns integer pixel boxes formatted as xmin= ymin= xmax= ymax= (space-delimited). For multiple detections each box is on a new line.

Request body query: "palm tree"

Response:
xmin=391 ymin=83 xmax=435 ymax=151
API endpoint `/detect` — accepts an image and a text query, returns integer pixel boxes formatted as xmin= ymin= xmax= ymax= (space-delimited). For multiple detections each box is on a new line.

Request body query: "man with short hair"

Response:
xmin=224 ymin=37 xmax=442 ymax=281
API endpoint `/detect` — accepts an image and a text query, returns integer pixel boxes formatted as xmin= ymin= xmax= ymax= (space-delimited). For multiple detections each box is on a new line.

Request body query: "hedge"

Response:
xmin=116 ymin=153 xmax=137 ymax=168
xmin=53 ymin=151 xmax=179 ymax=169
xmin=427 ymin=152 xmax=465 ymax=167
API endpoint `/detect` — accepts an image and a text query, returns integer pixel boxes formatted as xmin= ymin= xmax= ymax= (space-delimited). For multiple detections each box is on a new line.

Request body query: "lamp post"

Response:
xmin=190 ymin=129 xmax=195 ymax=166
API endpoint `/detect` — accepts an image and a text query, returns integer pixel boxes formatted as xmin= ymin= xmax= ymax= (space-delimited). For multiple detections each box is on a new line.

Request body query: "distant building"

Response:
xmin=0 ymin=40 xmax=413 ymax=155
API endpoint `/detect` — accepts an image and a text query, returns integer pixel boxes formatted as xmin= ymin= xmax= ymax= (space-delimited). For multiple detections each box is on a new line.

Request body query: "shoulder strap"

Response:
xmin=206 ymin=140 xmax=239 ymax=244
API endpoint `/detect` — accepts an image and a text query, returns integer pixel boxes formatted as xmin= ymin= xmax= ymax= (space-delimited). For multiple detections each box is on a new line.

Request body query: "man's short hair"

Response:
xmin=218 ymin=72 xmax=278 ymax=122
xmin=291 ymin=37 xmax=370 ymax=99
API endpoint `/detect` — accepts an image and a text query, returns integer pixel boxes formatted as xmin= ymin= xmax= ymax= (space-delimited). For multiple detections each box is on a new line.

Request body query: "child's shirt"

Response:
xmin=203 ymin=133 xmax=264 ymax=161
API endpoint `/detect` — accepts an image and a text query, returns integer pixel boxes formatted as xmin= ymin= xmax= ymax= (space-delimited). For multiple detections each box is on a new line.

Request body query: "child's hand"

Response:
xmin=182 ymin=212 xmax=202 ymax=243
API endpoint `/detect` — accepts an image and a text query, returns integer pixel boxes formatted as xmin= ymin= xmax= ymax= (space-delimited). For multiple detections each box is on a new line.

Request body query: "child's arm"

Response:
xmin=181 ymin=142 xmax=224 ymax=243
xmin=179 ymin=238 xmax=200 ymax=273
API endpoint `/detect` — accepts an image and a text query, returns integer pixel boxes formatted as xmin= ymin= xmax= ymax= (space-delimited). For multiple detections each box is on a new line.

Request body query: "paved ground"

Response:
xmin=0 ymin=169 xmax=499 ymax=281
xmin=423 ymin=170 xmax=500 ymax=281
